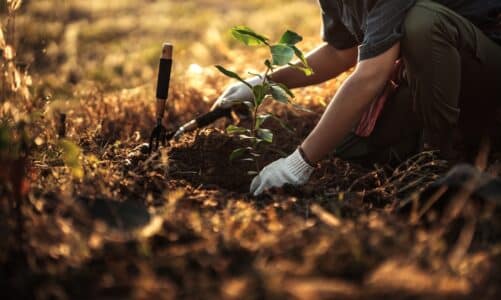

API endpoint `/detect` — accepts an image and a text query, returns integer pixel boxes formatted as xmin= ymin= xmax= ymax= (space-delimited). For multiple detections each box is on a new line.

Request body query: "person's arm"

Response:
xmin=269 ymin=43 xmax=358 ymax=89
xmin=212 ymin=43 xmax=357 ymax=110
xmin=300 ymin=43 xmax=400 ymax=163
xmin=249 ymin=44 xmax=400 ymax=196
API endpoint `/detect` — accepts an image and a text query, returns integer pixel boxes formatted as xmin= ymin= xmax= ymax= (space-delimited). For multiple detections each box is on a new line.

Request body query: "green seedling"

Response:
xmin=216 ymin=26 xmax=313 ymax=175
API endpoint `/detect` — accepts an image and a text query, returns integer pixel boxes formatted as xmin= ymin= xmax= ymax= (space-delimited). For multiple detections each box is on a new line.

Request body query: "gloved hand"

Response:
xmin=250 ymin=149 xmax=315 ymax=196
xmin=211 ymin=76 xmax=263 ymax=110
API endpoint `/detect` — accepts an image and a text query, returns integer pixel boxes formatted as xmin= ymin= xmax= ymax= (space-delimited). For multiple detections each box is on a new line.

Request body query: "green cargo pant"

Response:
xmin=336 ymin=0 xmax=501 ymax=165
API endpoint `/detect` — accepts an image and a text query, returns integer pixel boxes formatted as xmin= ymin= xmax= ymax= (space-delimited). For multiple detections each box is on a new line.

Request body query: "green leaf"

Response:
xmin=215 ymin=65 xmax=252 ymax=89
xmin=279 ymin=30 xmax=303 ymax=45
xmin=292 ymin=103 xmax=315 ymax=114
xmin=270 ymin=114 xmax=294 ymax=133
xmin=271 ymin=44 xmax=294 ymax=66
xmin=231 ymin=26 xmax=269 ymax=46
xmin=260 ymin=113 xmax=294 ymax=134
xmin=270 ymin=85 xmax=290 ymax=104
xmin=247 ymin=72 xmax=263 ymax=79
xmin=256 ymin=113 xmax=272 ymax=129
xmin=239 ymin=134 xmax=257 ymax=141
xmin=226 ymin=125 xmax=250 ymax=135
xmin=291 ymin=45 xmax=307 ymax=65
xmin=272 ymin=83 xmax=294 ymax=99
xmin=289 ymin=64 xmax=314 ymax=76
xmin=257 ymin=128 xmax=273 ymax=143
xmin=58 ymin=139 xmax=84 ymax=179
xmin=253 ymin=84 xmax=266 ymax=107
xmin=291 ymin=46 xmax=314 ymax=76
xmin=229 ymin=147 xmax=247 ymax=161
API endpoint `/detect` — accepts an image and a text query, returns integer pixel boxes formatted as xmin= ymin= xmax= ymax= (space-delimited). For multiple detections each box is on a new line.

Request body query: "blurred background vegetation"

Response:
xmin=2 ymin=0 xmax=321 ymax=99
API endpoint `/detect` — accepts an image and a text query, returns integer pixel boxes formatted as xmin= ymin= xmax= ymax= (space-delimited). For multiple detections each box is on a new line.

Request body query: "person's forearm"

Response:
xmin=300 ymin=72 xmax=382 ymax=162
xmin=269 ymin=43 xmax=357 ymax=89
xmin=300 ymin=44 xmax=400 ymax=163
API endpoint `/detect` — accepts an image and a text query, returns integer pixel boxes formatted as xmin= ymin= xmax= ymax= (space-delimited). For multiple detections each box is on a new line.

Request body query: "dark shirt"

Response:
xmin=319 ymin=0 xmax=501 ymax=61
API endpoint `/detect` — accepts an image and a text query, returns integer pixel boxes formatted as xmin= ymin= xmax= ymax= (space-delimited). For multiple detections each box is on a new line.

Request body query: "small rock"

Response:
xmin=124 ymin=159 xmax=132 ymax=167
xmin=135 ymin=143 xmax=151 ymax=154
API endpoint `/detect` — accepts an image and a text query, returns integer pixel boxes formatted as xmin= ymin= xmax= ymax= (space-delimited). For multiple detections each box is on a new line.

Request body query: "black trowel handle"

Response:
xmin=172 ymin=107 xmax=232 ymax=139
xmin=195 ymin=107 xmax=232 ymax=127
xmin=149 ymin=43 xmax=173 ymax=153
xmin=155 ymin=43 xmax=173 ymax=121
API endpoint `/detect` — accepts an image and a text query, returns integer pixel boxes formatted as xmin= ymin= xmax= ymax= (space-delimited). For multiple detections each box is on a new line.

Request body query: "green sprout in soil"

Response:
xmin=215 ymin=26 xmax=313 ymax=175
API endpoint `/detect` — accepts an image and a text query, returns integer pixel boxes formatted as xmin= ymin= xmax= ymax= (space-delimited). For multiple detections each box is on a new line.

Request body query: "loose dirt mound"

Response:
xmin=168 ymin=129 xmax=256 ymax=191
xmin=167 ymin=106 xmax=320 ymax=192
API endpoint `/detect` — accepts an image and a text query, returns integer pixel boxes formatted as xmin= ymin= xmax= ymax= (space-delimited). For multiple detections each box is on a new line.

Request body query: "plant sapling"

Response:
xmin=215 ymin=26 xmax=313 ymax=175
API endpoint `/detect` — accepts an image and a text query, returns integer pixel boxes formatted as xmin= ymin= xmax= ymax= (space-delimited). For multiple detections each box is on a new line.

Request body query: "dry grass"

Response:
xmin=1 ymin=1 xmax=501 ymax=299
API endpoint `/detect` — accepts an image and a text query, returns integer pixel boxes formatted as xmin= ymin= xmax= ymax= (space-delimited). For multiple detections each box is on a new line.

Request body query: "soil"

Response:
xmin=4 ymin=98 xmax=501 ymax=299
xmin=167 ymin=107 xmax=319 ymax=192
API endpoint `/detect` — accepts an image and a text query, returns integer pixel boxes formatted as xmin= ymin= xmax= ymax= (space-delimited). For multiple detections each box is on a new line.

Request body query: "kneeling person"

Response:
xmin=212 ymin=0 xmax=501 ymax=196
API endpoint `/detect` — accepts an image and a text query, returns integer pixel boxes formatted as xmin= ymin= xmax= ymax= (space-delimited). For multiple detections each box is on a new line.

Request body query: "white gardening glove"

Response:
xmin=250 ymin=149 xmax=315 ymax=196
xmin=211 ymin=76 xmax=262 ymax=110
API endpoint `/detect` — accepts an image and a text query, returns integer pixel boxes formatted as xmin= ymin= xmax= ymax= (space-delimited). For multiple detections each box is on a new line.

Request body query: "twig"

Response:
xmin=311 ymin=204 xmax=341 ymax=228
xmin=448 ymin=212 xmax=476 ymax=269
xmin=411 ymin=185 xmax=448 ymax=224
